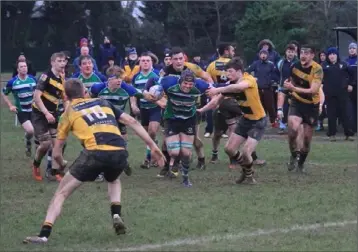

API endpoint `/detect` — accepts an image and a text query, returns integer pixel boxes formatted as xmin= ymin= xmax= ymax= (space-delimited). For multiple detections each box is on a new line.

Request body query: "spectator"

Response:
xmin=122 ymin=47 xmax=140 ymax=83
xmin=161 ymin=50 xmax=172 ymax=69
xmin=255 ymin=39 xmax=281 ymax=65
xmin=191 ymin=52 xmax=207 ymax=70
xmin=75 ymin=37 xmax=93 ymax=57
xmin=322 ymin=47 xmax=354 ymax=141
xmin=73 ymin=46 xmax=99 ymax=73
xmin=101 ymin=56 xmax=115 ymax=75
xmin=247 ymin=49 xmax=279 ymax=127
xmin=289 ymin=40 xmax=301 ymax=58
xmin=276 ymin=44 xmax=299 ymax=133
xmin=12 ymin=53 xmax=36 ymax=77
xmin=98 ymin=36 xmax=119 ymax=69
xmin=345 ymin=42 xmax=357 ymax=134
xmin=316 ymin=50 xmax=328 ymax=131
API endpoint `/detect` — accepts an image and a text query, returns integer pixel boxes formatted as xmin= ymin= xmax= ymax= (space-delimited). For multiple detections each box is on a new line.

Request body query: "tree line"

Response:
xmin=1 ymin=1 xmax=357 ymax=69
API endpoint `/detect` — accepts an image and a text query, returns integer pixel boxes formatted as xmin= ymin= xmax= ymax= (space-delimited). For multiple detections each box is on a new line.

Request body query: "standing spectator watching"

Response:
xmin=75 ymin=38 xmax=93 ymax=57
xmin=247 ymin=49 xmax=279 ymax=127
xmin=101 ymin=56 xmax=115 ymax=75
xmin=289 ymin=40 xmax=300 ymax=58
xmin=98 ymin=36 xmax=119 ymax=69
xmin=276 ymin=44 xmax=299 ymax=133
xmin=255 ymin=39 xmax=281 ymax=65
xmin=12 ymin=53 xmax=36 ymax=77
xmin=322 ymin=47 xmax=354 ymax=141
xmin=345 ymin=42 xmax=357 ymax=134
xmin=191 ymin=52 xmax=207 ymax=70
xmin=73 ymin=46 xmax=99 ymax=73
xmin=122 ymin=47 xmax=140 ymax=83
xmin=316 ymin=50 xmax=328 ymax=131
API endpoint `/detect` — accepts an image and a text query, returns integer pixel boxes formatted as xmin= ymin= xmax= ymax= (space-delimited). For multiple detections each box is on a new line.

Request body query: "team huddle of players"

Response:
xmin=4 ymin=44 xmax=324 ymax=244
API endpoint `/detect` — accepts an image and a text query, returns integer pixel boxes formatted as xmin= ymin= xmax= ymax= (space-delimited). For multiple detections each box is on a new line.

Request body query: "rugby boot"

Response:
xmin=210 ymin=154 xmax=219 ymax=164
xmin=182 ymin=177 xmax=192 ymax=187
xmin=157 ymin=166 xmax=169 ymax=178
xmin=113 ymin=214 xmax=126 ymax=235
xmin=167 ymin=166 xmax=178 ymax=179
xmin=123 ymin=163 xmax=132 ymax=176
xmin=297 ymin=164 xmax=307 ymax=174
xmin=287 ymin=155 xmax=299 ymax=171
xmin=228 ymin=158 xmax=237 ymax=170
xmin=32 ymin=165 xmax=42 ymax=181
xmin=140 ymin=159 xmax=150 ymax=169
xmin=23 ymin=236 xmax=48 ymax=244
xmin=235 ymin=172 xmax=257 ymax=185
xmin=196 ymin=159 xmax=206 ymax=170
xmin=25 ymin=146 xmax=32 ymax=157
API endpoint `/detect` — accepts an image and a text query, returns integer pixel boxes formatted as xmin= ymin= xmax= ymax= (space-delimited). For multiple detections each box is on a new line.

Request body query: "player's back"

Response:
xmin=206 ymin=57 xmax=231 ymax=83
xmin=61 ymin=98 xmax=126 ymax=151
xmin=235 ymin=73 xmax=266 ymax=121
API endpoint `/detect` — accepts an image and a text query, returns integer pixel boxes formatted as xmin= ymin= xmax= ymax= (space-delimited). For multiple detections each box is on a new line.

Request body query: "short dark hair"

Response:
xmin=16 ymin=60 xmax=27 ymax=68
xmin=170 ymin=47 xmax=184 ymax=57
xmin=285 ymin=44 xmax=296 ymax=52
xmin=301 ymin=44 xmax=316 ymax=54
xmin=224 ymin=57 xmax=244 ymax=71
xmin=64 ymin=78 xmax=85 ymax=100
xmin=79 ymin=55 xmax=92 ymax=65
xmin=51 ymin=52 xmax=66 ymax=62
xmin=218 ymin=42 xmax=233 ymax=56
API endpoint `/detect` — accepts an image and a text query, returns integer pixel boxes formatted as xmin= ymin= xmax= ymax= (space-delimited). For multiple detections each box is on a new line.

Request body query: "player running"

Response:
xmin=205 ymin=57 xmax=268 ymax=184
xmin=23 ymin=78 xmax=165 ymax=244
xmin=31 ymin=52 xmax=67 ymax=182
xmin=132 ymin=52 xmax=162 ymax=169
xmin=145 ymin=70 xmax=211 ymax=187
xmin=2 ymin=61 xmax=36 ymax=157
xmin=72 ymin=55 xmax=107 ymax=91
xmin=161 ymin=47 xmax=214 ymax=170
xmin=277 ymin=45 xmax=323 ymax=173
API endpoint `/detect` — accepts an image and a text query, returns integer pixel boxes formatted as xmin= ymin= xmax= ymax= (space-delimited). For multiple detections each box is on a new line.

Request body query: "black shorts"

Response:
xmin=32 ymin=108 xmax=58 ymax=140
xmin=235 ymin=116 xmax=267 ymax=141
xmin=118 ymin=123 xmax=127 ymax=135
xmin=218 ymin=98 xmax=242 ymax=119
xmin=70 ymin=149 xmax=128 ymax=182
xmin=164 ymin=117 xmax=196 ymax=137
xmin=140 ymin=106 xmax=162 ymax=127
xmin=17 ymin=111 xmax=32 ymax=125
xmin=288 ymin=99 xmax=319 ymax=127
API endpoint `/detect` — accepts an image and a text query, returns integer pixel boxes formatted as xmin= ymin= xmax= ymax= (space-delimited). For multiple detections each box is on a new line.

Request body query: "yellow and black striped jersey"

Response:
xmin=57 ymin=98 xmax=126 ymax=151
xmin=206 ymin=57 xmax=231 ymax=84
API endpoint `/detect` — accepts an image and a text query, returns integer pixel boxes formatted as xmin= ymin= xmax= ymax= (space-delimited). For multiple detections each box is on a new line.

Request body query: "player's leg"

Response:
xmin=235 ymin=117 xmax=267 ymax=184
xmin=147 ymin=107 xmax=162 ymax=167
xmin=194 ymin=122 xmax=205 ymax=170
xmin=20 ymin=113 xmax=34 ymax=157
xmin=23 ymin=171 xmax=83 ymax=244
xmin=118 ymin=124 xmax=132 ymax=176
xmin=225 ymin=118 xmax=239 ymax=169
xmin=286 ymin=102 xmax=303 ymax=171
xmin=211 ymin=110 xmax=225 ymax=164
xmin=31 ymin=111 xmax=52 ymax=181
xmin=179 ymin=132 xmax=195 ymax=187
xmin=165 ymin=134 xmax=181 ymax=178
xmin=140 ymin=108 xmax=151 ymax=168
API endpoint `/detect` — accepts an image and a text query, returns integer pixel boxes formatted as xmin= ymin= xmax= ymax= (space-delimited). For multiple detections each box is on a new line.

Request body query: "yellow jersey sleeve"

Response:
xmin=184 ymin=62 xmax=206 ymax=78
xmin=312 ymin=64 xmax=323 ymax=84
xmin=57 ymin=111 xmax=72 ymax=140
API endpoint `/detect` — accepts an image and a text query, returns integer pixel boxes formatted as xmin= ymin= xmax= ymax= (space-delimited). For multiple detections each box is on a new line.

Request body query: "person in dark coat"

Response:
xmin=98 ymin=36 xmax=119 ymax=69
xmin=316 ymin=50 xmax=328 ymax=131
xmin=322 ymin=47 xmax=354 ymax=141
xmin=345 ymin=42 xmax=357 ymax=133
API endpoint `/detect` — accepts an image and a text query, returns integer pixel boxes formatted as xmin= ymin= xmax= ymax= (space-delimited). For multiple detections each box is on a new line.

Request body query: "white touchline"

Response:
xmin=115 ymin=220 xmax=357 ymax=252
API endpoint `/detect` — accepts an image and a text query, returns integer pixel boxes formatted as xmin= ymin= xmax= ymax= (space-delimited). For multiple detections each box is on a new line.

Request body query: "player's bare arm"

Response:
xmin=129 ymin=97 xmax=140 ymax=115
xmin=284 ymin=79 xmax=321 ymax=95
xmin=155 ymin=96 xmax=167 ymax=109
xmin=52 ymin=139 xmax=67 ymax=168
xmin=197 ymin=94 xmax=224 ymax=113
xmin=207 ymin=80 xmax=250 ymax=96
xmin=1 ymin=92 xmax=17 ymax=112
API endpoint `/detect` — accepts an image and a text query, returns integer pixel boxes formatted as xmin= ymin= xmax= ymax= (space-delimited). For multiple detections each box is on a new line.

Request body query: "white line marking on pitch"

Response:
xmin=116 ymin=220 xmax=357 ymax=251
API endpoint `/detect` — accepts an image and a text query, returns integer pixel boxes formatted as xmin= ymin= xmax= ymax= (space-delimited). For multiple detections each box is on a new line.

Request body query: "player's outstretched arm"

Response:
xmin=197 ymin=94 xmax=224 ymax=114
xmin=118 ymin=113 xmax=166 ymax=167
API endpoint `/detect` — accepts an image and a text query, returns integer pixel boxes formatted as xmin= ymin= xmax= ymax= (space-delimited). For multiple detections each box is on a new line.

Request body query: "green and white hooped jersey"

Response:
xmin=132 ymin=71 xmax=159 ymax=109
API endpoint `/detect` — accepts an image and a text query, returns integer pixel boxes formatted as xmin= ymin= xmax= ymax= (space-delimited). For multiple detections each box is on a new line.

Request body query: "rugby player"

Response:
xmin=205 ymin=57 xmax=268 ymax=184
xmin=132 ymin=52 xmax=162 ymax=168
xmin=31 ymin=52 xmax=67 ymax=182
xmin=23 ymin=78 xmax=165 ymax=244
xmin=161 ymin=47 xmax=214 ymax=170
xmin=72 ymin=55 xmax=107 ymax=91
xmin=2 ymin=61 xmax=36 ymax=157
xmin=145 ymin=70 xmax=211 ymax=187
xmin=277 ymin=45 xmax=323 ymax=173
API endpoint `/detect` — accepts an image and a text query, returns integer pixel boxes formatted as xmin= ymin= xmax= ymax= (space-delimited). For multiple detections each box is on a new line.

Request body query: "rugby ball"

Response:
xmin=149 ymin=85 xmax=164 ymax=100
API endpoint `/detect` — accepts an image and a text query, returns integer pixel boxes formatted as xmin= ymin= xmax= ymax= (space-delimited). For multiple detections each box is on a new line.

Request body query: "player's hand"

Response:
xmin=143 ymin=91 xmax=156 ymax=102
xmin=132 ymin=105 xmax=140 ymax=115
xmin=319 ymin=104 xmax=323 ymax=115
xmin=156 ymin=99 xmax=167 ymax=109
xmin=277 ymin=109 xmax=284 ymax=119
xmin=149 ymin=145 xmax=166 ymax=167
xmin=45 ymin=112 xmax=56 ymax=124
xmin=348 ymin=85 xmax=353 ymax=92
xmin=196 ymin=108 xmax=203 ymax=114
xmin=9 ymin=105 xmax=17 ymax=113
xmin=206 ymin=87 xmax=219 ymax=97
xmin=283 ymin=79 xmax=294 ymax=91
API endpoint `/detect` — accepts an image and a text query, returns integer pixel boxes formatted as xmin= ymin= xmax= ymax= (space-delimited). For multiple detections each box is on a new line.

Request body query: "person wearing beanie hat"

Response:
xmin=322 ymin=46 xmax=354 ymax=141
xmin=345 ymin=42 xmax=357 ymax=133
xmin=122 ymin=47 xmax=140 ymax=83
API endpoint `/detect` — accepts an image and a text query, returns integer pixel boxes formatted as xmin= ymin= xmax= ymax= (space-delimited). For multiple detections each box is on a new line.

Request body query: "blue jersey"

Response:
xmin=72 ymin=71 xmax=107 ymax=90
xmin=2 ymin=75 xmax=37 ymax=112
xmin=90 ymin=82 xmax=140 ymax=110
xmin=159 ymin=76 xmax=210 ymax=120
